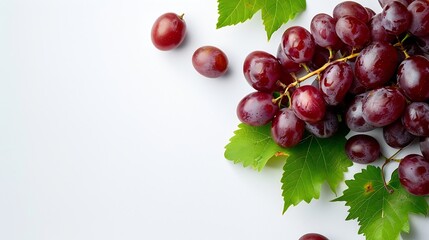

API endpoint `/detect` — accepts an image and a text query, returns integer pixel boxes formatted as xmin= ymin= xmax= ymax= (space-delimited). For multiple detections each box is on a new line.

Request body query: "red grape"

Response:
xmin=397 ymin=55 xmax=429 ymax=102
xmin=319 ymin=61 xmax=353 ymax=106
xmin=408 ymin=0 xmax=429 ymax=37
xmin=292 ymin=85 xmax=326 ymax=123
xmin=362 ymin=87 xmax=406 ymax=127
xmin=383 ymin=119 xmax=415 ymax=148
xmin=345 ymin=134 xmax=381 ymax=164
xmin=335 ymin=16 xmax=370 ymax=48
xmin=305 ymin=110 xmax=339 ymax=138
xmin=243 ymin=51 xmax=282 ymax=93
xmin=271 ymin=108 xmax=305 ymax=148
xmin=346 ymin=93 xmax=376 ymax=132
xmin=310 ymin=13 xmax=341 ymax=49
xmin=354 ymin=42 xmax=400 ymax=89
xmin=381 ymin=1 xmax=411 ymax=35
xmin=281 ymin=26 xmax=316 ymax=64
xmin=151 ymin=13 xmax=186 ymax=51
xmin=333 ymin=1 xmax=370 ymax=23
xmin=192 ymin=46 xmax=228 ymax=78
xmin=299 ymin=233 xmax=329 ymax=240
xmin=236 ymin=92 xmax=278 ymax=126
xmin=398 ymin=154 xmax=429 ymax=196
xmin=402 ymin=102 xmax=429 ymax=137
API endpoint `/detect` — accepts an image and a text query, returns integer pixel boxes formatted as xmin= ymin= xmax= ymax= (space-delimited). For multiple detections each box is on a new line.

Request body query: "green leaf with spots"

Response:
xmin=334 ymin=165 xmax=429 ymax=240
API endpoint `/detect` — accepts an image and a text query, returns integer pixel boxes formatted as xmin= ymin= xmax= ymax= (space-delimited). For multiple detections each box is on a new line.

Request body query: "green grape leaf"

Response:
xmin=216 ymin=0 xmax=306 ymax=40
xmin=216 ymin=0 xmax=262 ymax=29
xmin=334 ymin=165 xmax=429 ymax=240
xmin=261 ymin=0 xmax=306 ymax=40
xmin=224 ymin=123 xmax=287 ymax=171
xmin=281 ymin=127 xmax=352 ymax=213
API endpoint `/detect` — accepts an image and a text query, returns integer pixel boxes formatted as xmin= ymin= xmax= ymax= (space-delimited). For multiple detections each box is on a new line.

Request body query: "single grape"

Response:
xmin=369 ymin=13 xmax=396 ymax=43
xmin=292 ymin=85 xmax=326 ymax=123
xmin=319 ymin=61 xmax=353 ymax=106
xmin=398 ymin=154 xmax=429 ymax=196
xmin=408 ymin=0 xmax=429 ymax=37
xmin=308 ymin=45 xmax=330 ymax=71
xmin=397 ymin=55 xmax=429 ymax=102
xmin=276 ymin=44 xmax=302 ymax=73
xmin=236 ymin=92 xmax=278 ymax=126
xmin=354 ymin=42 xmax=400 ymax=89
xmin=281 ymin=26 xmax=316 ymax=64
xmin=420 ymin=137 xmax=429 ymax=160
xmin=346 ymin=93 xmax=376 ymax=132
xmin=381 ymin=1 xmax=411 ymax=35
xmin=151 ymin=13 xmax=186 ymax=51
xmin=383 ymin=119 xmax=415 ymax=148
xmin=310 ymin=13 xmax=341 ymax=49
xmin=271 ymin=108 xmax=305 ymax=148
xmin=299 ymin=233 xmax=329 ymax=240
xmin=243 ymin=51 xmax=282 ymax=93
xmin=305 ymin=110 xmax=339 ymax=138
xmin=192 ymin=46 xmax=228 ymax=78
xmin=403 ymin=102 xmax=429 ymax=137
xmin=333 ymin=1 xmax=370 ymax=23
xmin=335 ymin=16 xmax=370 ymax=48
xmin=362 ymin=87 xmax=406 ymax=127
xmin=345 ymin=134 xmax=381 ymax=164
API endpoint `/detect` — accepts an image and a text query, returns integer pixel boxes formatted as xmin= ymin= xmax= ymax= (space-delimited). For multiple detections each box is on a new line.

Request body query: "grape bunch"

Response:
xmin=236 ymin=0 xmax=429 ymax=196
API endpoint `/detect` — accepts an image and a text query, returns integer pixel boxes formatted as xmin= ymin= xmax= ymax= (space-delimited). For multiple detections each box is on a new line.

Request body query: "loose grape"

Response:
xmin=192 ymin=46 xmax=228 ymax=78
xmin=151 ymin=13 xmax=186 ymax=51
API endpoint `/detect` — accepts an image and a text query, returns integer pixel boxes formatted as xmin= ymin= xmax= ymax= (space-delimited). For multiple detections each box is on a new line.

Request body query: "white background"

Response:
xmin=0 ymin=0 xmax=427 ymax=239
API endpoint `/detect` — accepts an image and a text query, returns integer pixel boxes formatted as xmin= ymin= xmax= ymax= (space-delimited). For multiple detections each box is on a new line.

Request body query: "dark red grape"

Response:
xmin=308 ymin=45 xmax=330 ymax=71
xmin=420 ymin=137 xmax=429 ymax=160
xmin=333 ymin=1 xmax=370 ymax=23
xmin=383 ymin=119 xmax=415 ymax=148
xmin=236 ymin=92 xmax=278 ymax=126
xmin=397 ymin=55 xmax=429 ymax=102
xmin=281 ymin=26 xmax=316 ymax=64
xmin=354 ymin=42 xmax=400 ymax=89
xmin=299 ymin=233 xmax=329 ymax=240
xmin=243 ymin=51 xmax=282 ymax=92
xmin=276 ymin=44 xmax=302 ymax=73
xmin=345 ymin=134 xmax=381 ymax=164
xmin=335 ymin=16 xmax=370 ymax=48
xmin=271 ymin=108 xmax=305 ymax=148
xmin=310 ymin=13 xmax=341 ymax=49
xmin=369 ymin=14 xmax=396 ymax=43
xmin=381 ymin=1 xmax=411 ymax=35
xmin=151 ymin=13 xmax=186 ymax=51
xmin=292 ymin=85 xmax=326 ymax=123
xmin=346 ymin=93 xmax=376 ymax=132
xmin=305 ymin=110 xmax=339 ymax=138
xmin=408 ymin=0 xmax=429 ymax=37
xmin=192 ymin=46 xmax=228 ymax=78
xmin=362 ymin=87 xmax=406 ymax=127
xmin=403 ymin=102 xmax=429 ymax=137
xmin=319 ymin=61 xmax=353 ymax=106
xmin=398 ymin=154 xmax=429 ymax=196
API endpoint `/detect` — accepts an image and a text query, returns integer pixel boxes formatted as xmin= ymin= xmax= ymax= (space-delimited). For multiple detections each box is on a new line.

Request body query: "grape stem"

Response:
xmin=273 ymin=52 xmax=360 ymax=105
xmin=381 ymin=147 xmax=405 ymax=194
xmin=296 ymin=52 xmax=359 ymax=83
